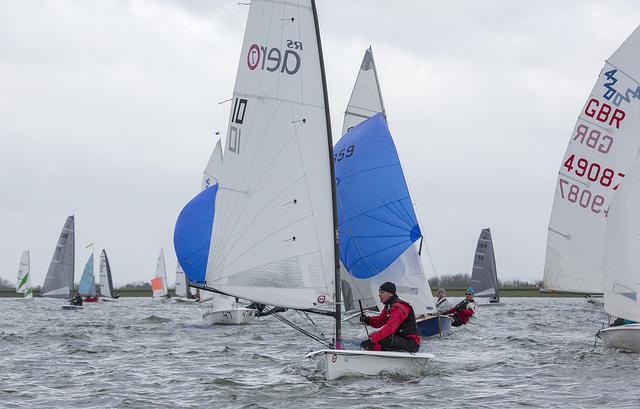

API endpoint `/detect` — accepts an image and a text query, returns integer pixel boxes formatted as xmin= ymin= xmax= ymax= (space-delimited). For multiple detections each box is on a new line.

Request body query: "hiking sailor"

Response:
xmin=435 ymin=288 xmax=452 ymax=313
xmin=445 ymin=287 xmax=476 ymax=327
xmin=359 ymin=282 xmax=420 ymax=352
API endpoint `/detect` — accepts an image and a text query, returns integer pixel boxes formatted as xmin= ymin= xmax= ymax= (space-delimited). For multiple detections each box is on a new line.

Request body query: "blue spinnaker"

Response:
xmin=78 ymin=253 xmax=94 ymax=296
xmin=173 ymin=185 xmax=218 ymax=284
xmin=335 ymin=113 xmax=421 ymax=279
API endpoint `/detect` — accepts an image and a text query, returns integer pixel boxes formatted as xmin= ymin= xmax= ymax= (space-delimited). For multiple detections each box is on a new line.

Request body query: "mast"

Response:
xmin=311 ymin=0 xmax=340 ymax=347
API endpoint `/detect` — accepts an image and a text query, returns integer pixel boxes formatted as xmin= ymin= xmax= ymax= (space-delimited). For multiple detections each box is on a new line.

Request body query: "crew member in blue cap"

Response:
xmin=445 ymin=287 xmax=476 ymax=327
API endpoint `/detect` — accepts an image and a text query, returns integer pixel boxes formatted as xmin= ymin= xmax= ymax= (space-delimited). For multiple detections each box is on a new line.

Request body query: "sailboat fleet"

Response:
xmin=10 ymin=0 xmax=640 ymax=382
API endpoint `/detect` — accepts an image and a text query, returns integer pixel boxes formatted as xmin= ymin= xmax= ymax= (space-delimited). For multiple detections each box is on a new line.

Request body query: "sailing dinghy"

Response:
xmin=174 ymin=264 xmax=198 ymax=303
xmin=543 ymin=26 xmax=640 ymax=298
xmin=17 ymin=250 xmax=33 ymax=299
xmin=150 ymin=249 xmax=169 ymax=301
xmin=99 ymin=250 xmax=119 ymax=301
xmin=188 ymin=0 xmax=432 ymax=379
xmin=598 ymin=157 xmax=640 ymax=351
xmin=78 ymin=253 xmax=98 ymax=302
xmin=336 ymin=48 xmax=450 ymax=338
xmin=174 ymin=138 xmax=257 ymax=322
xmin=42 ymin=216 xmax=75 ymax=300
xmin=470 ymin=228 xmax=502 ymax=306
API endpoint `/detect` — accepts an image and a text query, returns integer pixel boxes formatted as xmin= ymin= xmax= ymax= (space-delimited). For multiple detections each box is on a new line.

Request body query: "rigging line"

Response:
xmin=270 ymin=311 xmax=331 ymax=348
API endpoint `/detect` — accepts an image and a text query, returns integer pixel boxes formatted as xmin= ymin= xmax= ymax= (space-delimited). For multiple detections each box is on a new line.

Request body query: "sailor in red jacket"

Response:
xmin=359 ymin=282 xmax=420 ymax=353
xmin=446 ymin=287 xmax=477 ymax=327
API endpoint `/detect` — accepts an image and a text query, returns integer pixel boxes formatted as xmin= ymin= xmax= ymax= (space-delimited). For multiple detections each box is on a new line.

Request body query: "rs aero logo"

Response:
xmin=247 ymin=40 xmax=302 ymax=75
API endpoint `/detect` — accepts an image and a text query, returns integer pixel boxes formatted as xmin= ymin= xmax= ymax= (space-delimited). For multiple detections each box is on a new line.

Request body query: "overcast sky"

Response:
xmin=2 ymin=1 xmax=640 ymax=287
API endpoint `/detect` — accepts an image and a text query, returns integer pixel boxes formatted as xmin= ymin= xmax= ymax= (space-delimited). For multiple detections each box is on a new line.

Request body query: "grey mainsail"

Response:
xmin=470 ymin=228 xmax=499 ymax=300
xmin=42 ymin=215 xmax=75 ymax=299
xmin=99 ymin=249 xmax=115 ymax=298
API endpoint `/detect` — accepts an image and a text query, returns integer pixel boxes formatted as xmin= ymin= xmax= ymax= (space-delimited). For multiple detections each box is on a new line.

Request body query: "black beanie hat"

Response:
xmin=379 ymin=282 xmax=396 ymax=294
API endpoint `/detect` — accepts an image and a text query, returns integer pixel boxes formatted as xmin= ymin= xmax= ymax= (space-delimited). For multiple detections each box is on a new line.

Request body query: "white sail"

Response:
xmin=604 ymin=157 xmax=640 ymax=321
xmin=175 ymin=264 xmax=188 ymax=298
xmin=42 ymin=215 xmax=75 ymax=298
xmin=338 ymin=48 xmax=435 ymax=316
xmin=205 ymin=0 xmax=336 ymax=310
xmin=99 ymin=249 xmax=115 ymax=298
xmin=544 ymin=26 xmax=640 ymax=293
xmin=152 ymin=249 xmax=168 ymax=298
xmin=17 ymin=250 xmax=33 ymax=298
xmin=202 ymin=139 xmax=223 ymax=191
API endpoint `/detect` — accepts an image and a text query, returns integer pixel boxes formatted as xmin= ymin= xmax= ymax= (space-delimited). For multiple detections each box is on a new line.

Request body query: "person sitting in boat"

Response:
xmin=435 ymin=288 xmax=452 ymax=313
xmin=359 ymin=282 xmax=420 ymax=353
xmin=445 ymin=288 xmax=476 ymax=327
xmin=70 ymin=293 xmax=83 ymax=306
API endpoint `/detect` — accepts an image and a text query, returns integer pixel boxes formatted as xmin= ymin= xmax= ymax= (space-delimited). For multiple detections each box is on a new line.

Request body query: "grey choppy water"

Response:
xmin=0 ymin=297 xmax=638 ymax=408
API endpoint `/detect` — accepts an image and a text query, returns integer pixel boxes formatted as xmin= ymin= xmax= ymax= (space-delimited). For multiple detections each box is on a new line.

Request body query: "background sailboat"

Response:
xmin=598 ymin=156 xmax=640 ymax=351
xmin=99 ymin=249 xmax=119 ymax=301
xmin=470 ymin=228 xmax=501 ymax=306
xmin=78 ymin=253 xmax=98 ymax=302
xmin=174 ymin=138 xmax=256 ymax=322
xmin=174 ymin=264 xmax=197 ymax=303
xmin=41 ymin=215 xmax=75 ymax=300
xmin=16 ymin=250 xmax=33 ymax=299
xmin=181 ymin=0 xmax=434 ymax=379
xmin=336 ymin=48 xmax=448 ymax=338
xmin=543 ymin=26 xmax=640 ymax=297
xmin=150 ymin=249 xmax=169 ymax=300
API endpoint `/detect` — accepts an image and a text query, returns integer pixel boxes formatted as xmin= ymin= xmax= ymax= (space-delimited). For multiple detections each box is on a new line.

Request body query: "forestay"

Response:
xmin=78 ymin=254 xmax=96 ymax=298
xmin=603 ymin=157 xmax=640 ymax=322
xmin=99 ymin=249 xmax=115 ymax=298
xmin=42 ymin=216 xmax=75 ymax=298
xmin=205 ymin=0 xmax=336 ymax=311
xmin=470 ymin=228 xmax=499 ymax=299
xmin=544 ymin=26 xmax=640 ymax=293
xmin=335 ymin=113 xmax=435 ymax=315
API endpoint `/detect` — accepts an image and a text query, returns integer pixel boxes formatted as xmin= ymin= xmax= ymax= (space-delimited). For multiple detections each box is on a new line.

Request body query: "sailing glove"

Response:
xmin=360 ymin=339 xmax=373 ymax=350
xmin=359 ymin=314 xmax=368 ymax=324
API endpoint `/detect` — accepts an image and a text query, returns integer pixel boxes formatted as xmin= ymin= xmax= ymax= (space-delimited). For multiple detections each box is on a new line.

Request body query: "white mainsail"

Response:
xmin=175 ymin=264 xmax=188 ymax=298
xmin=341 ymin=47 xmax=385 ymax=136
xmin=99 ymin=249 xmax=115 ymax=298
xmin=202 ymin=139 xmax=223 ymax=191
xmin=603 ymin=157 xmax=640 ymax=322
xmin=544 ymin=26 xmax=640 ymax=293
xmin=205 ymin=0 xmax=337 ymax=311
xmin=42 ymin=215 xmax=75 ymax=298
xmin=17 ymin=250 xmax=33 ymax=298
xmin=151 ymin=249 xmax=168 ymax=298
xmin=338 ymin=48 xmax=435 ymax=316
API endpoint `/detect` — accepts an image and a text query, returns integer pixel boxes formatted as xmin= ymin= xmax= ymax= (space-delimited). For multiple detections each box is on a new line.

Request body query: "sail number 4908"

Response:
xmin=563 ymin=154 xmax=624 ymax=189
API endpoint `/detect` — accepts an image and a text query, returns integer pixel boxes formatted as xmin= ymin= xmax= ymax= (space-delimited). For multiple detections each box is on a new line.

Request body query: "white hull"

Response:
xmin=306 ymin=349 xmax=434 ymax=380
xmin=100 ymin=297 xmax=118 ymax=302
xmin=61 ymin=305 xmax=84 ymax=310
xmin=476 ymin=301 xmax=504 ymax=307
xmin=598 ymin=324 xmax=640 ymax=352
xmin=203 ymin=308 xmax=257 ymax=325
xmin=174 ymin=297 xmax=198 ymax=304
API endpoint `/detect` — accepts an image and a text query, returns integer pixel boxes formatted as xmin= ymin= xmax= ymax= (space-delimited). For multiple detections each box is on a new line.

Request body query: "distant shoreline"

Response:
xmin=0 ymin=287 xmax=591 ymax=298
